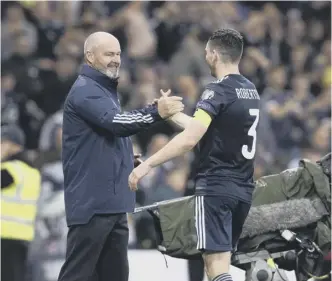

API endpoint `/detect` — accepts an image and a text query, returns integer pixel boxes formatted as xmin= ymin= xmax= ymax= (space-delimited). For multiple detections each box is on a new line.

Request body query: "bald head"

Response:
xmin=84 ymin=31 xmax=121 ymax=79
xmin=84 ymin=32 xmax=119 ymax=54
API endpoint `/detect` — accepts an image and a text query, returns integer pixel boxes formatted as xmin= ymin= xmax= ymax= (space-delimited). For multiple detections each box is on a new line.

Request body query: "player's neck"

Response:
xmin=215 ymin=64 xmax=240 ymax=80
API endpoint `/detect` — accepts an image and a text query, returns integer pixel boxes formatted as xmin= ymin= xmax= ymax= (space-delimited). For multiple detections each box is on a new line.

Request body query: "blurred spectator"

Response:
xmin=124 ymin=2 xmax=157 ymax=61
xmin=1 ymin=125 xmax=42 ymax=281
xmin=1 ymin=3 xmax=37 ymax=61
xmin=36 ymin=56 xmax=78 ymax=116
xmin=175 ymin=76 xmax=201 ymax=114
xmin=146 ymin=168 xmax=188 ymax=204
xmin=1 ymin=71 xmax=20 ymax=126
xmin=168 ymin=26 xmax=211 ymax=85
xmin=39 ymin=110 xmax=63 ymax=153
xmin=2 ymin=34 xmax=43 ymax=100
xmin=139 ymin=134 xmax=173 ymax=191
xmin=263 ymin=66 xmax=299 ymax=153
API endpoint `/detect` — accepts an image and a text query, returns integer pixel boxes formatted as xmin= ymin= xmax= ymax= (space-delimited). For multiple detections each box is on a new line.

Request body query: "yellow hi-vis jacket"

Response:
xmin=1 ymin=160 xmax=41 ymax=242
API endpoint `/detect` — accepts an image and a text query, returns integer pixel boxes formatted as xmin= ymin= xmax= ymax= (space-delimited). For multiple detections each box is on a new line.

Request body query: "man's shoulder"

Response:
xmin=209 ymin=75 xmax=256 ymax=89
xmin=202 ymin=75 xmax=251 ymax=103
xmin=205 ymin=76 xmax=238 ymax=96
xmin=70 ymin=75 xmax=99 ymax=94
xmin=65 ymin=75 xmax=102 ymax=106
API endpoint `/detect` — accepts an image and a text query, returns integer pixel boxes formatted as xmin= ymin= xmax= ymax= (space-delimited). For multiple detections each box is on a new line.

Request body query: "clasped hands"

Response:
xmin=155 ymin=89 xmax=184 ymax=119
xmin=130 ymin=89 xmax=183 ymax=190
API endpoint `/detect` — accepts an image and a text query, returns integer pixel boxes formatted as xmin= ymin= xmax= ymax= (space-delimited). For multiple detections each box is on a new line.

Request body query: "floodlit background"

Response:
xmin=1 ymin=1 xmax=331 ymax=281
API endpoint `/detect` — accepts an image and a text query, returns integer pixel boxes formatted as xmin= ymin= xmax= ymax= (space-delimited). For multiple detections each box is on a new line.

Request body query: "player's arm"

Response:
xmin=169 ymin=109 xmax=211 ymax=130
xmin=128 ymin=113 xmax=210 ymax=190
xmin=145 ymin=109 xmax=211 ymax=167
xmin=144 ymin=88 xmax=217 ymax=166
xmin=167 ymin=112 xmax=193 ymax=130
xmin=167 ymin=86 xmax=221 ymax=130
xmin=129 ymin=86 xmax=224 ymax=190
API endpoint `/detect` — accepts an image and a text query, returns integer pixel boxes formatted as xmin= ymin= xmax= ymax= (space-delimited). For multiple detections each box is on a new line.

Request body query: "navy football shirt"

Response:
xmin=193 ymin=74 xmax=261 ymax=202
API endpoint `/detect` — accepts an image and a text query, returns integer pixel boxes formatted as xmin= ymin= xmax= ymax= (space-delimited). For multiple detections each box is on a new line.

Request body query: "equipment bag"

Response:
xmin=134 ymin=196 xmax=328 ymax=260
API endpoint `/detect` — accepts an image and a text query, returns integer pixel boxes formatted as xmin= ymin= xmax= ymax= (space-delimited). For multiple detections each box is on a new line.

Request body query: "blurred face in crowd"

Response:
xmin=33 ymin=2 xmax=51 ymax=22
xmin=291 ymin=45 xmax=310 ymax=71
xmin=166 ymin=169 xmax=187 ymax=193
xmin=240 ymin=55 xmax=257 ymax=77
xmin=147 ymin=134 xmax=169 ymax=155
xmin=136 ymin=65 xmax=156 ymax=84
xmin=1 ymin=73 xmax=16 ymax=93
xmin=268 ymin=67 xmax=286 ymax=90
xmin=55 ymin=57 xmax=78 ymax=79
xmin=312 ymin=121 xmax=331 ymax=153
xmin=82 ymin=9 xmax=98 ymax=25
xmin=14 ymin=36 xmax=34 ymax=57
xmin=308 ymin=20 xmax=325 ymax=43
xmin=263 ymin=3 xmax=281 ymax=23
xmin=322 ymin=40 xmax=331 ymax=61
xmin=292 ymin=74 xmax=309 ymax=94
xmin=287 ymin=19 xmax=305 ymax=46
xmin=177 ymin=76 xmax=199 ymax=101
xmin=6 ymin=5 xmax=25 ymax=22
xmin=1 ymin=140 xmax=20 ymax=161
xmin=85 ymin=32 xmax=121 ymax=79
xmin=1 ymin=140 xmax=11 ymax=160
xmin=246 ymin=12 xmax=266 ymax=42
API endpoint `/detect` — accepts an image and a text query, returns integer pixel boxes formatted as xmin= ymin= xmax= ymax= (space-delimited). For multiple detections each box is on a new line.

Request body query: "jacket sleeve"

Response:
xmin=73 ymin=88 xmax=163 ymax=137
xmin=1 ymin=169 xmax=14 ymax=189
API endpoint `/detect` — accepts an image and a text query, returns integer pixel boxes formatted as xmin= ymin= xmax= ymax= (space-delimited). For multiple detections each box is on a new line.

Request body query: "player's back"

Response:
xmin=194 ymin=74 xmax=260 ymax=201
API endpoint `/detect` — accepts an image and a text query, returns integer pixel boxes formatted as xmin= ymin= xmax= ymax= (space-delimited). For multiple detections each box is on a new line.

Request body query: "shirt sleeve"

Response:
xmin=72 ymin=86 xmax=163 ymax=137
xmin=195 ymin=84 xmax=227 ymax=118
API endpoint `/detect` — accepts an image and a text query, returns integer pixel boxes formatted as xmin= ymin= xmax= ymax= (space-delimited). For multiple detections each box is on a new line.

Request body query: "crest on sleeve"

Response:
xmin=201 ymin=89 xmax=215 ymax=100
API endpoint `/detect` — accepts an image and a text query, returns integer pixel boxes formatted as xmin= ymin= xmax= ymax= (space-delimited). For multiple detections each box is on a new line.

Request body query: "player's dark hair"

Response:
xmin=208 ymin=28 xmax=243 ymax=63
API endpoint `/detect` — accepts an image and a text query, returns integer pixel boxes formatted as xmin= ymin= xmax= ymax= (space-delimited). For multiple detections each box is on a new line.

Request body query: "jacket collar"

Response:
xmin=79 ymin=64 xmax=119 ymax=92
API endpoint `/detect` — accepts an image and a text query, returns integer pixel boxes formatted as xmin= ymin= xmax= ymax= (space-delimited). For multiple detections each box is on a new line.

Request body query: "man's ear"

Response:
xmin=85 ymin=51 xmax=94 ymax=64
xmin=212 ymin=49 xmax=219 ymax=62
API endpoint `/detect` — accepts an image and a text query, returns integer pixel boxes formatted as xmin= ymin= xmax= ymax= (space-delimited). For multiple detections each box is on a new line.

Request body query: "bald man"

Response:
xmin=58 ymin=32 xmax=184 ymax=281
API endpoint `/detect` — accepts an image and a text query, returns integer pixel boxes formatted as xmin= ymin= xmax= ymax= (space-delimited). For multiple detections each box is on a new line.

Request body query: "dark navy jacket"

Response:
xmin=62 ymin=65 xmax=162 ymax=226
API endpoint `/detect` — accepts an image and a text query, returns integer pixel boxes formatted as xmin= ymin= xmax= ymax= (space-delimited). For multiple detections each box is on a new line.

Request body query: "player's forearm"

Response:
xmin=168 ymin=113 xmax=193 ymax=130
xmin=145 ymin=132 xmax=195 ymax=168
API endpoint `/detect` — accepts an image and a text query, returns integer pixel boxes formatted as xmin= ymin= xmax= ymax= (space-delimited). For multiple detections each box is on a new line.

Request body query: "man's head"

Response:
xmin=14 ymin=34 xmax=34 ymax=57
xmin=55 ymin=56 xmax=78 ymax=80
xmin=1 ymin=125 xmax=25 ymax=160
xmin=6 ymin=4 xmax=25 ymax=23
xmin=267 ymin=65 xmax=286 ymax=90
xmin=84 ymin=32 xmax=121 ymax=79
xmin=205 ymin=28 xmax=243 ymax=77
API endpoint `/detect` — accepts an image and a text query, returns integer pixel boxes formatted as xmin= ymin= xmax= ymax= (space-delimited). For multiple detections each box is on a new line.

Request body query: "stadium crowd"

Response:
xmin=1 ymin=1 xmax=331 ymax=280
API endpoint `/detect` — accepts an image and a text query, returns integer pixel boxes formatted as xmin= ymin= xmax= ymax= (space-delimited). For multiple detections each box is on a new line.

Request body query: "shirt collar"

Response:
xmin=79 ymin=64 xmax=119 ymax=91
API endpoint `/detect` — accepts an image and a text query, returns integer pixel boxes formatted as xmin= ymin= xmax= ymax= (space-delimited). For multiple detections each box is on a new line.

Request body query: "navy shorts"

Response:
xmin=195 ymin=195 xmax=251 ymax=252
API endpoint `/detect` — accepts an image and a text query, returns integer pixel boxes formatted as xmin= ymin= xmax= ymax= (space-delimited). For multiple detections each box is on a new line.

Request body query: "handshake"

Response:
xmin=153 ymin=89 xmax=184 ymax=119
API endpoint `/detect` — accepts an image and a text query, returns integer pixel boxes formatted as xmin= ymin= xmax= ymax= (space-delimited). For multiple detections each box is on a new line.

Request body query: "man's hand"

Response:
xmin=157 ymin=89 xmax=184 ymax=119
xmin=128 ymin=161 xmax=152 ymax=191
xmin=134 ymin=153 xmax=143 ymax=168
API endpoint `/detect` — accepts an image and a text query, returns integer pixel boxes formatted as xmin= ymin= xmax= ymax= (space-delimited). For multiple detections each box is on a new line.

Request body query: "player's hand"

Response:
xmin=133 ymin=153 xmax=143 ymax=168
xmin=128 ymin=161 xmax=152 ymax=191
xmin=157 ymin=89 xmax=184 ymax=119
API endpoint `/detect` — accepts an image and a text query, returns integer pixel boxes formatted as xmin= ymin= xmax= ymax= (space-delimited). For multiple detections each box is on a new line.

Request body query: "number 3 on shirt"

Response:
xmin=242 ymin=109 xmax=260 ymax=160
